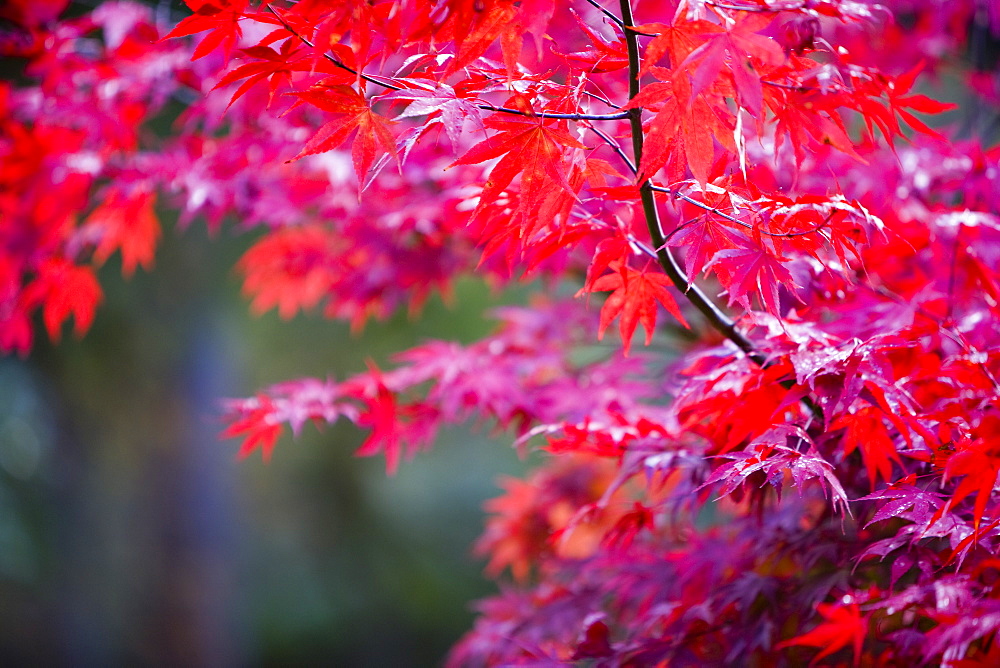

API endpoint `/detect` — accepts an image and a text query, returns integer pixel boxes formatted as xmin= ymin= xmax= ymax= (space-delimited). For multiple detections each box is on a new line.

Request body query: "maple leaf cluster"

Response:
xmin=7 ymin=0 xmax=1000 ymax=663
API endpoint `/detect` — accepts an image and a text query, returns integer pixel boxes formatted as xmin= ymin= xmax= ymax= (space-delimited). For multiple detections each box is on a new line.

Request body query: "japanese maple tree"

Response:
xmin=4 ymin=0 xmax=1000 ymax=663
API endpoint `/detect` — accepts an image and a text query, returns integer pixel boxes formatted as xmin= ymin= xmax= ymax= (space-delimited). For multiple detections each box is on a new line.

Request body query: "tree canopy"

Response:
xmin=4 ymin=0 xmax=1000 ymax=664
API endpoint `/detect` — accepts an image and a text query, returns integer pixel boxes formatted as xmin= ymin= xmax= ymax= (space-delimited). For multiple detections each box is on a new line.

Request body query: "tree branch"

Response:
xmin=704 ymin=0 xmax=809 ymax=11
xmin=584 ymin=0 xmax=626 ymax=28
xmin=650 ymin=185 xmax=831 ymax=238
xmin=588 ymin=125 xmax=636 ymax=171
xmin=270 ymin=4 xmax=626 ymax=122
xmin=266 ymin=5 xmax=403 ymax=91
xmin=482 ymin=105 xmax=629 ymax=121
xmin=618 ymin=0 xmax=765 ymax=365
xmin=617 ymin=0 xmax=823 ymax=421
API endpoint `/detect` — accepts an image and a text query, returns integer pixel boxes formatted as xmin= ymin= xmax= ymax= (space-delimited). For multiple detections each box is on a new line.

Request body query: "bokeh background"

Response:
xmin=0 ymin=209 xmax=535 ymax=665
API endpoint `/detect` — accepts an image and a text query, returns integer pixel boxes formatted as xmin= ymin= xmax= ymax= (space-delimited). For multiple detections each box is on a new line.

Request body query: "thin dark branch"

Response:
xmin=587 ymin=125 xmax=636 ymax=172
xmin=705 ymin=2 xmax=774 ymax=10
xmin=626 ymin=235 xmax=658 ymax=258
xmin=581 ymin=89 xmax=621 ymax=109
xmin=659 ymin=217 xmax=704 ymax=245
xmin=619 ymin=0 xmax=763 ymax=364
xmin=584 ymin=0 xmax=626 ymax=28
xmin=651 ymin=185 xmax=830 ymax=238
xmin=623 ymin=27 xmax=661 ymax=38
xmin=764 ymin=80 xmax=816 ymax=92
xmin=266 ymin=5 xmax=403 ymax=91
xmin=589 ymin=127 xmax=818 ymax=243
xmin=482 ymin=105 xmax=629 ymax=121
xmin=651 ymin=185 xmax=748 ymax=227
xmin=705 ymin=0 xmax=807 ymax=11
xmin=618 ymin=0 xmax=823 ymax=421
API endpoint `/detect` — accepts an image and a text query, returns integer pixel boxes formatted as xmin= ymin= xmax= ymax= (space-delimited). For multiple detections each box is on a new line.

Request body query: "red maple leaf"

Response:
xmin=777 ymin=602 xmax=867 ymax=666
xmin=853 ymin=62 xmax=958 ymax=143
xmin=667 ymin=211 xmax=745 ymax=284
xmin=942 ymin=414 xmax=1000 ymax=532
xmin=708 ymin=241 xmax=797 ymax=315
xmin=771 ymin=86 xmax=865 ymax=166
xmin=559 ymin=9 xmax=629 ymax=73
xmin=437 ymin=0 xmax=553 ymax=77
xmin=442 ymin=0 xmax=519 ymax=75
xmin=220 ymin=395 xmax=284 ymax=462
xmin=884 ymin=62 xmax=957 ymax=136
xmin=214 ymin=41 xmax=348 ymax=108
xmin=237 ymin=226 xmax=337 ymax=319
xmin=635 ymin=19 xmax=723 ymax=74
xmin=625 ymin=74 xmax=733 ymax=186
xmin=22 ymin=258 xmax=102 ymax=342
xmin=587 ymin=262 xmax=688 ymax=356
xmin=388 ymin=81 xmax=485 ymax=151
xmin=355 ymin=380 xmax=438 ymax=476
xmin=84 ymin=187 xmax=160 ymax=278
xmin=291 ymin=85 xmax=398 ymax=182
xmin=162 ymin=0 xmax=248 ymax=63
xmin=678 ymin=13 xmax=784 ymax=116
xmin=452 ymin=101 xmax=585 ymax=220
xmin=832 ymin=405 xmax=903 ymax=490
xmin=600 ymin=502 xmax=655 ymax=551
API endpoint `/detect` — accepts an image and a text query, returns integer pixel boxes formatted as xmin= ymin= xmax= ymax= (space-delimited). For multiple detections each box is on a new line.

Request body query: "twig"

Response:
xmin=587 ymin=125 xmax=636 ymax=172
xmin=270 ymin=4 xmax=627 ymax=122
xmin=483 ymin=105 xmax=629 ymax=121
xmin=585 ymin=0 xmax=626 ymax=28
xmin=651 ymin=185 xmax=748 ymax=227
xmin=266 ymin=5 xmax=403 ymax=91
xmin=705 ymin=0 xmax=808 ymax=11
xmin=650 ymin=185 xmax=831 ymax=238
xmin=764 ymin=80 xmax=816 ymax=93
xmin=582 ymin=89 xmax=621 ymax=109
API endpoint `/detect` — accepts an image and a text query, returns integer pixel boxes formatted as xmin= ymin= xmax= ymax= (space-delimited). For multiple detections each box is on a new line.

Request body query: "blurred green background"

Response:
xmin=0 ymin=217 xmax=534 ymax=665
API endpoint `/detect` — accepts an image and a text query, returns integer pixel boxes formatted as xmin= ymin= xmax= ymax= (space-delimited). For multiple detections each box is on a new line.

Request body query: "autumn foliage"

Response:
xmin=5 ymin=0 xmax=1000 ymax=663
